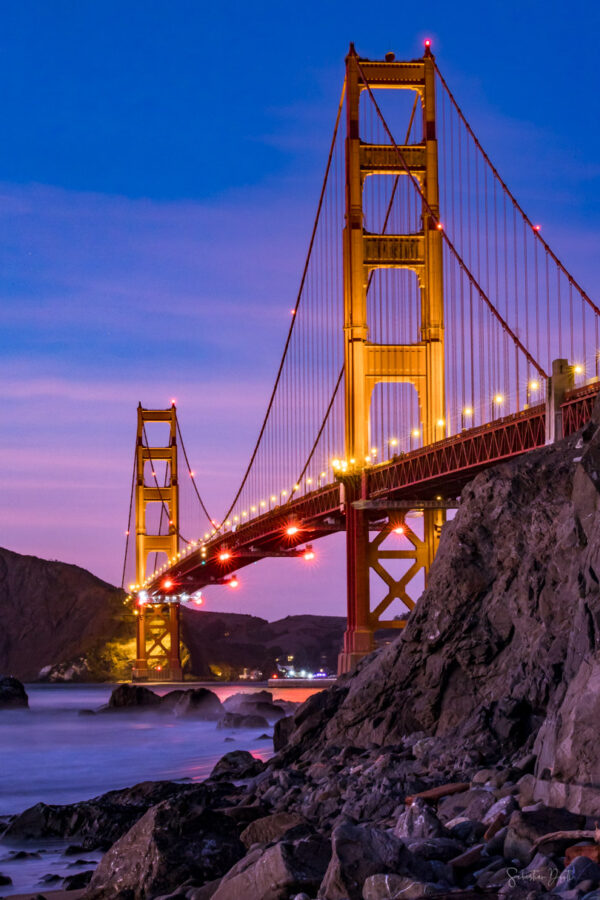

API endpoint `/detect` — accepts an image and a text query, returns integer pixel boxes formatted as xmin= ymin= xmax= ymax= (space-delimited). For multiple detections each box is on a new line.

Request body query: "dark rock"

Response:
xmin=223 ymin=692 xmax=285 ymax=722
xmin=394 ymin=798 xmax=446 ymax=839
xmin=556 ymin=858 xmax=600 ymax=892
xmin=210 ymin=833 xmax=331 ymax=900
xmin=406 ymin=836 xmax=465 ymax=862
xmin=78 ymin=708 xmax=96 ymax=716
xmin=0 ymin=873 xmax=12 ymax=886
xmin=240 ymin=812 xmax=307 ymax=848
xmin=437 ymin=788 xmax=496 ymax=823
xmin=4 ymin=781 xmax=219 ymax=848
xmin=274 ymin=715 xmax=295 ymax=751
xmin=62 ymin=869 xmax=94 ymax=889
xmin=0 ymin=675 xmax=28 ymax=709
xmin=160 ymin=689 xmax=187 ymax=709
xmin=209 ymin=751 xmax=266 ymax=781
xmin=318 ymin=822 xmax=408 ymax=900
xmin=174 ymin=689 xmax=224 ymax=720
xmin=217 ymin=711 xmax=269 ymax=729
xmin=64 ymin=844 xmax=86 ymax=855
xmin=363 ymin=873 xmax=442 ymax=899
xmin=11 ymin=850 xmax=42 ymax=859
xmin=39 ymin=874 xmax=61 ymax=884
xmin=504 ymin=806 xmax=586 ymax=864
xmin=85 ymin=799 xmax=244 ymax=899
xmin=107 ymin=683 xmax=161 ymax=709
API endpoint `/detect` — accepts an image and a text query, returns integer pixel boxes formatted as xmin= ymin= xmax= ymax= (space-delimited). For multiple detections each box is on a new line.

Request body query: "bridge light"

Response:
xmin=332 ymin=459 xmax=340 ymax=469
xmin=286 ymin=524 xmax=299 ymax=536
xmin=463 ymin=407 xmax=473 ymax=416
xmin=411 ymin=428 xmax=421 ymax=437
xmin=574 ymin=364 xmax=584 ymax=375
xmin=250 ymin=505 xmax=256 ymax=512
xmin=529 ymin=380 xmax=539 ymax=392
xmin=436 ymin=222 xmax=444 ymax=230
xmin=393 ymin=525 xmax=405 ymax=535
xmin=193 ymin=594 xmax=204 ymax=605
xmin=365 ymin=455 xmax=371 ymax=463
xmin=371 ymin=447 xmax=378 ymax=455
xmin=170 ymin=398 xmax=177 ymax=405
xmin=533 ymin=224 xmax=541 ymax=232
xmin=260 ymin=500 xmax=266 ymax=507
xmin=306 ymin=477 xmax=313 ymax=484
xmin=436 ymin=419 xmax=445 ymax=428
xmin=493 ymin=393 xmax=504 ymax=404
xmin=162 ymin=579 xmax=173 ymax=590
xmin=294 ymin=483 xmax=300 ymax=490
xmin=389 ymin=438 xmax=398 ymax=447
xmin=228 ymin=576 xmax=239 ymax=589
xmin=242 ymin=510 xmax=248 ymax=517
xmin=271 ymin=495 xmax=277 ymax=502
xmin=233 ymin=516 xmax=239 ymax=523
xmin=303 ymin=546 xmax=315 ymax=561
xmin=281 ymin=490 xmax=288 ymax=497
xmin=219 ymin=551 xmax=231 ymax=562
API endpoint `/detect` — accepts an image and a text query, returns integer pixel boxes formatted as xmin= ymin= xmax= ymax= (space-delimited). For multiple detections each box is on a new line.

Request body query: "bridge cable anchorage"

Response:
xmin=120 ymin=442 xmax=137 ymax=590
xmin=354 ymin=56 xmax=548 ymax=381
xmin=289 ymin=94 xmax=420 ymax=501
xmin=433 ymin=59 xmax=600 ymax=319
xmin=175 ymin=419 xmax=216 ymax=529
xmin=217 ymin=80 xmax=347 ymax=530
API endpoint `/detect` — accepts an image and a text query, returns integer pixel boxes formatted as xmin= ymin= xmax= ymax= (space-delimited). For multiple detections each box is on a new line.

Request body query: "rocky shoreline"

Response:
xmin=4 ymin=413 xmax=600 ymax=898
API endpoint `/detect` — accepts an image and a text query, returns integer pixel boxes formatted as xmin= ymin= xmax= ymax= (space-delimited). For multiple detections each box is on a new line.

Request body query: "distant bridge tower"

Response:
xmin=339 ymin=45 xmax=445 ymax=672
xmin=132 ymin=404 xmax=183 ymax=682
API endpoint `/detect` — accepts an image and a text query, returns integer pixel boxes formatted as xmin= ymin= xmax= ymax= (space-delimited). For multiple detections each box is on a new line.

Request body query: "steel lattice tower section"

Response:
xmin=132 ymin=404 xmax=183 ymax=682
xmin=338 ymin=46 xmax=446 ymax=673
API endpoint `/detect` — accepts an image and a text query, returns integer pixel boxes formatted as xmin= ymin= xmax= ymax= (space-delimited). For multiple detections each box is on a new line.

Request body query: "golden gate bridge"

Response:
xmin=121 ymin=43 xmax=600 ymax=680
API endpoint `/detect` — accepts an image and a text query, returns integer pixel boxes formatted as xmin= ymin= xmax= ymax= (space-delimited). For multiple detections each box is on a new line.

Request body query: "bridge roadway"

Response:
xmin=146 ymin=381 xmax=599 ymax=598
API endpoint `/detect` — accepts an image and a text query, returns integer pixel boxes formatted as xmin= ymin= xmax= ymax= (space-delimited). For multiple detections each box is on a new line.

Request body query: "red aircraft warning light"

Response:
xmin=162 ymin=578 xmax=174 ymax=591
xmin=286 ymin=524 xmax=299 ymax=536
xmin=218 ymin=550 xmax=231 ymax=562
xmin=393 ymin=525 xmax=405 ymax=535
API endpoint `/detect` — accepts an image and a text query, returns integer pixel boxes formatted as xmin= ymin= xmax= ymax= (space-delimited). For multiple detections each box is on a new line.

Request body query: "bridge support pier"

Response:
xmin=338 ymin=479 xmax=445 ymax=675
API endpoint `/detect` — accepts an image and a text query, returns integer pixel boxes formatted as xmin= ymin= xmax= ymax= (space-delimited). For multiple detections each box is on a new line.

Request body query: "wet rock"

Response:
xmin=174 ymin=688 xmax=224 ymax=720
xmin=394 ymin=798 xmax=446 ymax=839
xmin=0 ymin=675 xmax=28 ymax=709
xmin=217 ymin=711 xmax=269 ymax=729
xmin=406 ymin=836 xmax=465 ymax=862
xmin=39 ymin=874 xmax=61 ymax=884
xmin=210 ymin=833 xmax=331 ymax=900
xmin=85 ymin=799 xmax=244 ymax=899
xmin=63 ymin=869 xmax=94 ymax=889
xmin=223 ymin=692 xmax=286 ymax=723
xmin=106 ymin=683 xmax=161 ymax=709
xmin=240 ymin=811 xmax=307 ymax=848
xmin=4 ymin=781 xmax=222 ymax=849
xmin=209 ymin=750 xmax=266 ymax=781
xmin=318 ymin=822 xmax=408 ymax=900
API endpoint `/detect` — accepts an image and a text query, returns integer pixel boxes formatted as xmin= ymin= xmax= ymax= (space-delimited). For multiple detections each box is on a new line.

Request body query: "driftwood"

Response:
xmin=405 ymin=782 xmax=471 ymax=806
xmin=531 ymin=825 xmax=600 ymax=853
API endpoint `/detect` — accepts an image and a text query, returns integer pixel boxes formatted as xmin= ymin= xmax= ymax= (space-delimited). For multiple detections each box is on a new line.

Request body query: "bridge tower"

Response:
xmin=339 ymin=45 xmax=446 ymax=672
xmin=132 ymin=404 xmax=183 ymax=682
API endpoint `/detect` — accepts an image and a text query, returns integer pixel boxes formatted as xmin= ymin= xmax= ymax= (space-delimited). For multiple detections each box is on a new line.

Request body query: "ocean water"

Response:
xmin=0 ymin=682 xmax=320 ymax=897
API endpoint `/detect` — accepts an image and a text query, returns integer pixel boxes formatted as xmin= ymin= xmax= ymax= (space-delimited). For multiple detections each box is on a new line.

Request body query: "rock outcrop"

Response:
xmin=0 ymin=675 xmax=28 ymax=708
xmin=10 ymin=416 xmax=600 ymax=900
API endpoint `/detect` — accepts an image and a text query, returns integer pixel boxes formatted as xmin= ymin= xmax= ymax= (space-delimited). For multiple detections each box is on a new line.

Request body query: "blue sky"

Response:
xmin=1 ymin=0 xmax=598 ymax=619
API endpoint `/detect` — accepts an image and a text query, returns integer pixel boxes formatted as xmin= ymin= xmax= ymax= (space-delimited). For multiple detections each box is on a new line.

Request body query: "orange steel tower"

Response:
xmin=132 ymin=404 xmax=183 ymax=681
xmin=338 ymin=45 xmax=446 ymax=673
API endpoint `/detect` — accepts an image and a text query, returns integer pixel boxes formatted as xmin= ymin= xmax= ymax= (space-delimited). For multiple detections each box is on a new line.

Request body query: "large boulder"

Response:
xmin=318 ymin=822 xmax=410 ymax=900
xmin=210 ymin=833 xmax=330 ymax=900
xmin=0 ymin=676 xmax=28 ymax=708
xmin=240 ymin=811 xmax=307 ymax=848
xmin=174 ymin=688 xmax=224 ymax=720
xmin=107 ymin=683 xmax=161 ymax=709
xmin=84 ymin=797 xmax=244 ymax=899
xmin=209 ymin=750 xmax=266 ymax=781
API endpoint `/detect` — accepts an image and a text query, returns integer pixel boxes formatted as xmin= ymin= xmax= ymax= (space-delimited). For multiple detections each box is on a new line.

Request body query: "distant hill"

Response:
xmin=0 ymin=547 xmax=346 ymax=680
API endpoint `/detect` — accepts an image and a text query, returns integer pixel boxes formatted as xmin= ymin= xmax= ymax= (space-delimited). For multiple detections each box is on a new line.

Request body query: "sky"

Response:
xmin=1 ymin=0 xmax=599 ymax=620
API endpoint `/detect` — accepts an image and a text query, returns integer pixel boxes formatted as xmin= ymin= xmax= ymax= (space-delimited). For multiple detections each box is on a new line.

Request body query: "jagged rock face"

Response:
xmin=281 ymin=423 xmax=600 ymax=775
